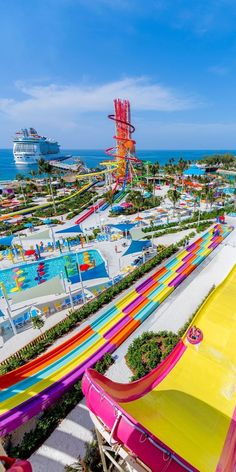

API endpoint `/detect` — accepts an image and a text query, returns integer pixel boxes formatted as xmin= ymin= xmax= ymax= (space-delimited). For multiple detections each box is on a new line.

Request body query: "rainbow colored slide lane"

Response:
xmin=0 ymin=224 xmax=232 ymax=438
xmin=83 ymin=261 xmax=236 ymax=472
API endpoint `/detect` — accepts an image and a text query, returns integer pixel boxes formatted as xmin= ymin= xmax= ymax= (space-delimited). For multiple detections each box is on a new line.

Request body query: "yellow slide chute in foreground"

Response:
xmin=83 ymin=265 xmax=236 ymax=472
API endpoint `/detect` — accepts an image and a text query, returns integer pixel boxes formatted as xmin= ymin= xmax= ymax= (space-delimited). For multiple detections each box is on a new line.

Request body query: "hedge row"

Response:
xmin=7 ymin=353 xmax=114 ymax=459
xmin=0 ymin=236 xmax=189 ymax=375
xmin=145 ymin=221 xmax=212 ymax=239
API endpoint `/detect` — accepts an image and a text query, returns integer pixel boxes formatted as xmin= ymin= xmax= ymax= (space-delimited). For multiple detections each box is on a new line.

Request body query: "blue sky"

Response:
xmin=1 ymin=0 xmax=236 ymax=149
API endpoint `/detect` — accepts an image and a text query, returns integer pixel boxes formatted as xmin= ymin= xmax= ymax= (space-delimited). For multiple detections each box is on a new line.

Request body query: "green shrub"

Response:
xmin=83 ymin=431 xmax=103 ymax=472
xmin=126 ymin=331 xmax=179 ymax=381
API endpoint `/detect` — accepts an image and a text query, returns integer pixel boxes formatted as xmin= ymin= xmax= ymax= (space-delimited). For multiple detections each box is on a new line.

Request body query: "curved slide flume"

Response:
xmin=83 ymin=246 xmax=236 ymax=472
xmin=2 ymin=181 xmax=96 ymax=219
xmin=0 ymin=224 xmax=232 ymax=438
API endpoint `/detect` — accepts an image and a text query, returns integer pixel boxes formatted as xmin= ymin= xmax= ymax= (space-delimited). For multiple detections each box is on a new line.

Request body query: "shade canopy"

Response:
xmin=24 ymin=229 xmax=51 ymax=240
xmin=108 ymin=223 xmax=137 ymax=232
xmin=0 ymin=235 xmax=14 ymax=246
xmin=10 ymin=276 xmax=64 ymax=304
xmin=56 ymin=224 xmax=83 ymax=234
xmin=123 ymin=239 xmax=151 ymax=256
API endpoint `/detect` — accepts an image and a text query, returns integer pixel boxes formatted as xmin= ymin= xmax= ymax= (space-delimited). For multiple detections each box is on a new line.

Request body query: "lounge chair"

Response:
xmin=30 ymin=308 xmax=39 ymax=318
xmin=13 ymin=317 xmax=24 ymax=328
xmin=42 ymin=306 xmax=50 ymax=316
xmin=54 ymin=301 xmax=62 ymax=311
xmin=23 ymin=312 xmax=31 ymax=323
xmin=72 ymin=294 xmax=82 ymax=305
xmin=64 ymin=297 xmax=71 ymax=307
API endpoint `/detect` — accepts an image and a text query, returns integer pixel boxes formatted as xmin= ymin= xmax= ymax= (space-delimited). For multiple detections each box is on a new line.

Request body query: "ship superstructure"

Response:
xmin=13 ymin=128 xmax=67 ymax=164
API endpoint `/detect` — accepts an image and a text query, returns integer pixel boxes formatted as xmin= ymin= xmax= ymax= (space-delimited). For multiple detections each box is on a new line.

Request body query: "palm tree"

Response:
xmin=29 ymin=169 xmax=37 ymax=180
xmin=16 ymin=174 xmax=26 ymax=205
xmin=126 ymin=190 xmax=144 ymax=213
xmin=151 ymin=162 xmax=160 ymax=203
xmin=177 ymin=157 xmax=187 ymax=175
xmin=104 ymin=188 xmax=114 ymax=209
xmin=167 ymin=188 xmax=180 ymax=209
xmin=38 ymin=158 xmax=57 ymax=214
xmin=145 ymin=161 xmax=152 ymax=185
xmin=207 ymin=189 xmax=215 ymax=209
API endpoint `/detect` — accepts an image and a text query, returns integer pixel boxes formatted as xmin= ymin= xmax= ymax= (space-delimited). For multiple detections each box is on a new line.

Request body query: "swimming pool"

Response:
xmin=0 ymin=249 xmax=108 ymax=295
xmin=218 ymin=187 xmax=234 ymax=195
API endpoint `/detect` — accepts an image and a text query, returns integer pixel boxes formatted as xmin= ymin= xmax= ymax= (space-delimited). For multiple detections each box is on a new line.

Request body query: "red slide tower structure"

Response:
xmin=106 ymin=99 xmax=140 ymax=188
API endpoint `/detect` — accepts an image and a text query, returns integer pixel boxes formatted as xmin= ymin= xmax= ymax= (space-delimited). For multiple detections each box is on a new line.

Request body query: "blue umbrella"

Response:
xmin=44 ymin=219 xmax=52 ymax=225
xmin=24 ymin=223 xmax=33 ymax=228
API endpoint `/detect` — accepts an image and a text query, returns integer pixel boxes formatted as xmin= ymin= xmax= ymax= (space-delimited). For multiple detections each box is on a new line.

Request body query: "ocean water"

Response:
xmin=0 ymin=148 xmax=234 ymax=181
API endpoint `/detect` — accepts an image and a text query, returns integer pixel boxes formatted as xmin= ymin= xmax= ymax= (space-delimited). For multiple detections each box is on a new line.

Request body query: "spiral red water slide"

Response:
xmin=106 ymin=98 xmax=139 ymax=184
xmin=75 ymin=99 xmax=139 ymax=224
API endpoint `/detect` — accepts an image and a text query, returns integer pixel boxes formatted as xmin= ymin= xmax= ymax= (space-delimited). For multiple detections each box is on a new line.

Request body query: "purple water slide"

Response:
xmin=176 ymin=261 xmax=191 ymax=274
xmin=0 ymin=340 xmax=116 ymax=436
xmin=169 ymin=272 xmax=187 ymax=288
xmin=123 ymin=294 xmax=146 ymax=314
xmin=104 ymin=314 xmax=131 ymax=340
xmin=208 ymin=240 xmax=220 ymax=249
xmin=136 ymin=277 xmax=155 ymax=294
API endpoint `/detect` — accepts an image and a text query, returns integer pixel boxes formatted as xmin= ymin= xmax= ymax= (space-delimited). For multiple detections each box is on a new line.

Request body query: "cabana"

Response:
xmin=123 ymin=239 xmax=151 ymax=256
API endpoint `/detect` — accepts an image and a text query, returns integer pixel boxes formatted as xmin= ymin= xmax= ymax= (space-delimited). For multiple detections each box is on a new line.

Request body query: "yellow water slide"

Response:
xmin=84 ymin=264 xmax=236 ymax=472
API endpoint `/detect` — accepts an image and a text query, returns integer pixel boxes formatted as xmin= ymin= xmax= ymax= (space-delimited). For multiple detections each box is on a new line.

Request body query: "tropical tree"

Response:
xmin=207 ymin=188 xmax=215 ymax=208
xmin=38 ymin=158 xmax=57 ymax=214
xmin=145 ymin=161 xmax=152 ymax=184
xmin=151 ymin=162 xmax=160 ymax=202
xmin=126 ymin=190 xmax=144 ymax=213
xmin=32 ymin=315 xmax=45 ymax=333
xmin=167 ymin=188 xmax=181 ymax=208
xmin=16 ymin=174 xmax=26 ymax=205
xmin=29 ymin=169 xmax=37 ymax=180
xmin=177 ymin=157 xmax=188 ymax=175
xmin=104 ymin=188 xmax=114 ymax=208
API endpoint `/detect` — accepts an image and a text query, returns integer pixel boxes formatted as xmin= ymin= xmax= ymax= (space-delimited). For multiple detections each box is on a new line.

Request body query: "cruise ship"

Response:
xmin=13 ymin=128 xmax=69 ymax=164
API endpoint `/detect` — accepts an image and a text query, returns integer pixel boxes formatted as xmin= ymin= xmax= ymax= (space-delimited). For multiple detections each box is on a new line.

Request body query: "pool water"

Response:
xmin=218 ymin=187 xmax=235 ymax=195
xmin=0 ymin=249 xmax=107 ymax=295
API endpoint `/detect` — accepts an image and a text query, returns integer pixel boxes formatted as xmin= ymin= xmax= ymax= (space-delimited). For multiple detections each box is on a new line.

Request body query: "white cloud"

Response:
xmin=0 ymin=77 xmax=200 ymax=147
xmin=0 ymin=77 xmax=196 ymax=122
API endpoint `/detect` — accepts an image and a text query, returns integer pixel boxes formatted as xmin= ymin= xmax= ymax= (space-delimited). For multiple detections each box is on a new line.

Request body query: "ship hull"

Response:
xmin=14 ymin=153 xmax=68 ymax=165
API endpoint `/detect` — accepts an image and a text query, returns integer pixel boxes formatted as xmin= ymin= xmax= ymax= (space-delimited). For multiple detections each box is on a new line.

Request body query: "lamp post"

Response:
xmin=197 ymin=202 xmax=201 ymax=226
xmin=151 ymin=234 xmax=154 ymax=250
xmin=60 ymin=271 xmax=66 ymax=293
xmin=68 ymin=284 xmax=74 ymax=310
xmin=75 ymin=253 xmax=86 ymax=303
xmin=50 ymin=226 xmax=56 ymax=250
xmin=142 ymin=251 xmax=145 ymax=264
xmin=0 ymin=283 xmax=17 ymax=335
